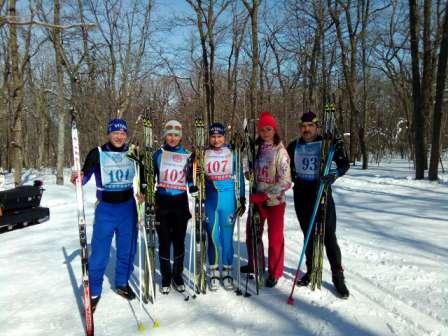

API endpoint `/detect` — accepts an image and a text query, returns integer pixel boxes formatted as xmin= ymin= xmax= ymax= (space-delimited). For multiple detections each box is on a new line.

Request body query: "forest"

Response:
xmin=1 ymin=0 xmax=447 ymax=185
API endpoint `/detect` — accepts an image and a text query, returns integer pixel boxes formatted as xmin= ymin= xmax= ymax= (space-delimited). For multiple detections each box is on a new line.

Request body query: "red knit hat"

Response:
xmin=257 ymin=111 xmax=278 ymax=131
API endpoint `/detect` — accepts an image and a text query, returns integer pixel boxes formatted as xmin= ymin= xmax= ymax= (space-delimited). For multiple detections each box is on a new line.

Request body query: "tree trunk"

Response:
xmin=54 ymin=0 xmax=65 ymax=185
xmin=429 ymin=1 xmax=448 ymax=180
xmin=409 ymin=0 xmax=426 ymax=179
xmin=8 ymin=0 xmax=24 ymax=186
xmin=243 ymin=0 xmax=260 ymax=123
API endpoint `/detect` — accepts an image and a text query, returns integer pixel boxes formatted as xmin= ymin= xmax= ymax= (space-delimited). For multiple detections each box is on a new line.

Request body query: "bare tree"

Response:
xmin=7 ymin=0 xmax=32 ymax=185
xmin=409 ymin=0 xmax=433 ymax=179
xmin=242 ymin=0 xmax=260 ymax=122
xmin=429 ymin=1 xmax=448 ymax=180
xmin=186 ymin=0 xmax=231 ymax=124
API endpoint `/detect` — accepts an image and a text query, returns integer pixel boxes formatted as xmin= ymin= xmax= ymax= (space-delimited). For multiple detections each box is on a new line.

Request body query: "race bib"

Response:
xmin=158 ymin=151 xmax=190 ymax=190
xmin=204 ymin=147 xmax=233 ymax=181
xmin=255 ymin=145 xmax=277 ymax=184
xmin=294 ymin=141 xmax=321 ymax=181
xmin=99 ymin=148 xmax=135 ymax=191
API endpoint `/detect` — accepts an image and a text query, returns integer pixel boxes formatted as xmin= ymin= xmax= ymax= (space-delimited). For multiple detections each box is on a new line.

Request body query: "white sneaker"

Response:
xmin=222 ymin=266 xmax=234 ymax=291
xmin=209 ymin=266 xmax=220 ymax=291
xmin=161 ymin=286 xmax=170 ymax=295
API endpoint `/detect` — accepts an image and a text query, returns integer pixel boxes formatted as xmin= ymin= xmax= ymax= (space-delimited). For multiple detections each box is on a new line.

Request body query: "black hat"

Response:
xmin=300 ymin=111 xmax=320 ymax=124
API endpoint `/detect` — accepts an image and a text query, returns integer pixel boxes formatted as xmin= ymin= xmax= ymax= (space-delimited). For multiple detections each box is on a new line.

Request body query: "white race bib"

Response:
xmin=99 ymin=148 xmax=135 ymax=191
xmin=255 ymin=145 xmax=277 ymax=184
xmin=158 ymin=151 xmax=190 ymax=190
xmin=294 ymin=141 xmax=321 ymax=181
xmin=204 ymin=147 xmax=233 ymax=181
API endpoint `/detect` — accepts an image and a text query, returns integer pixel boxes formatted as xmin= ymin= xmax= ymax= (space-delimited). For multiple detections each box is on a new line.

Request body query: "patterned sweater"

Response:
xmin=254 ymin=142 xmax=292 ymax=206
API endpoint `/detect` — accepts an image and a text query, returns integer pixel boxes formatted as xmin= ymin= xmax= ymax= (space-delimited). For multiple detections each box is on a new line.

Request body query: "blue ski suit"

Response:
xmin=81 ymin=142 xmax=138 ymax=297
xmin=204 ymin=145 xmax=245 ymax=268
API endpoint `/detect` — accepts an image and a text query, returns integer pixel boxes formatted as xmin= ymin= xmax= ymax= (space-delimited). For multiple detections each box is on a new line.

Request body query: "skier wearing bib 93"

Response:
xmin=204 ymin=122 xmax=246 ymax=291
xmin=70 ymin=118 xmax=139 ymax=313
xmin=153 ymin=120 xmax=194 ymax=295
xmin=286 ymin=111 xmax=350 ymax=298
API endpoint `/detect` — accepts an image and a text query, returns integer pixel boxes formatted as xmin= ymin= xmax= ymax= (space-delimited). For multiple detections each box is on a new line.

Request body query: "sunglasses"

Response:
xmin=165 ymin=125 xmax=182 ymax=130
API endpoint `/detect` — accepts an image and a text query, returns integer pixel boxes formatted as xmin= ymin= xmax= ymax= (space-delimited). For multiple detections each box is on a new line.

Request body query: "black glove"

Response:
xmin=236 ymin=197 xmax=246 ymax=217
xmin=321 ymin=173 xmax=336 ymax=185
xmin=189 ymin=185 xmax=199 ymax=197
xmin=333 ymin=135 xmax=345 ymax=152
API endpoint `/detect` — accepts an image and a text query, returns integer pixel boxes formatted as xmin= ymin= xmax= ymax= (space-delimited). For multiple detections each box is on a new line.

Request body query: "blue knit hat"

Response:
xmin=107 ymin=118 xmax=128 ymax=134
xmin=209 ymin=122 xmax=225 ymax=135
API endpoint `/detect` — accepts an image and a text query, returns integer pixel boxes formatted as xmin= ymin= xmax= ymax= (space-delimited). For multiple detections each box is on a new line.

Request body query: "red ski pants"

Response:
xmin=246 ymin=202 xmax=285 ymax=279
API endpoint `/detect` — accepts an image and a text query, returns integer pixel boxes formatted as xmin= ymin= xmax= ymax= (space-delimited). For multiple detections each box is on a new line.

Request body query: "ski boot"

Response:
xmin=115 ymin=284 xmax=136 ymax=300
xmin=221 ymin=265 xmax=234 ymax=291
xmin=296 ymin=272 xmax=311 ymax=287
xmin=209 ymin=266 xmax=220 ymax=291
xmin=332 ymin=270 xmax=349 ymax=299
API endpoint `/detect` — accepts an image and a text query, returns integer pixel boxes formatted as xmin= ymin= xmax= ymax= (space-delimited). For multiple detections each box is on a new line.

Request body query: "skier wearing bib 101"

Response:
xmin=70 ymin=118 xmax=139 ymax=313
xmin=286 ymin=111 xmax=350 ymax=298
xmin=242 ymin=112 xmax=292 ymax=288
xmin=153 ymin=120 xmax=194 ymax=295
xmin=204 ymin=123 xmax=246 ymax=291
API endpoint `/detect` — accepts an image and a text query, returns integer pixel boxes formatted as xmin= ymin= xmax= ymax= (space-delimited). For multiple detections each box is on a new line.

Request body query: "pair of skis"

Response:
xmin=287 ymin=103 xmax=337 ymax=305
xmin=128 ymin=110 xmax=160 ymax=330
xmin=71 ymin=111 xmax=94 ymax=336
xmin=192 ymin=117 xmax=207 ymax=296
xmin=244 ymin=119 xmax=265 ymax=296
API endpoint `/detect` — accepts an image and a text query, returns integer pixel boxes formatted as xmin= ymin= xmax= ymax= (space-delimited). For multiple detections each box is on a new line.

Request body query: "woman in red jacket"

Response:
xmin=242 ymin=112 xmax=292 ymax=288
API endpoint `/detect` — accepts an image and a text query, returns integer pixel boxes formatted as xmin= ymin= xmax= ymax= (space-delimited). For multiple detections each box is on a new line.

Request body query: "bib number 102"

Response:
xmin=162 ymin=169 xmax=185 ymax=184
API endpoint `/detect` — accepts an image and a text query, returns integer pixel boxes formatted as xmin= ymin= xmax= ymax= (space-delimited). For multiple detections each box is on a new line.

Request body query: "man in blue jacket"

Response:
xmin=71 ymin=118 xmax=138 ymax=312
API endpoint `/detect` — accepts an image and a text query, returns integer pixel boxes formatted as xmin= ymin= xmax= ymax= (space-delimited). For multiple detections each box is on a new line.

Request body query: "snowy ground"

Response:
xmin=0 ymin=159 xmax=447 ymax=336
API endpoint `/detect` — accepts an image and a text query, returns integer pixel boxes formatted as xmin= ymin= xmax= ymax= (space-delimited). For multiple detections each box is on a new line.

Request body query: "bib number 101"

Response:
xmin=108 ymin=169 xmax=130 ymax=183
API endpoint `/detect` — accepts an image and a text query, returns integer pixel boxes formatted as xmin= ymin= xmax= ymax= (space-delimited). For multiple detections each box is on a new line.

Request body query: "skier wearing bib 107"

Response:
xmin=153 ymin=120 xmax=194 ymax=295
xmin=70 ymin=118 xmax=139 ymax=313
xmin=241 ymin=112 xmax=292 ymax=288
xmin=204 ymin=123 xmax=246 ymax=291
xmin=286 ymin=111 xmax=350 ymax=298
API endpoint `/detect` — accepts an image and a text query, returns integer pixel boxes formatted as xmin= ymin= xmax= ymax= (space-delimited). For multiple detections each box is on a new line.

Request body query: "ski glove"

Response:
xmin=321 ymin=173 xmax=337 ymax=185
xmin=249 ymin=193 xmax=269 ymax=205
xmin=333 ymin=135 xmax=345 ymax=152
xmin=189 ymin=185 xmax=199 ymax=197
xmin=236 ymin=197 xmax=246 ymax=216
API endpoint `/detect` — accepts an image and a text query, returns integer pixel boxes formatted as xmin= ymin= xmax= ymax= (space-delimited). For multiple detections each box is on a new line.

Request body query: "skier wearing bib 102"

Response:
xmin=70 ymin=118 xmax=139 ymax=313
xmin=153 ymin=120 xmax=194 ymax=295
xmin=286 ymin=111 xmax=350 ymax=298
xmin=242 ymin=112 xmax=292 ymax=288
xmin=204 ymin=123 xmax=246 ymax=291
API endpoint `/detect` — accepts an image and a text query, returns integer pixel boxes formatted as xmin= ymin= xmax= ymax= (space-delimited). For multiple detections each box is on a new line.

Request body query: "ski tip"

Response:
xmin=137 ymin=322 xmax=146 ymax=332
xmin=287 ymin=297 xmax=294 ymax=305
xmin=153 ymin=320 xmax=161 ymax=328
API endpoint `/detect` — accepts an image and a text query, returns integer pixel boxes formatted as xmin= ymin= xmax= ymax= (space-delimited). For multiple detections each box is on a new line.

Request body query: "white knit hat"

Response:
xmin=163 ymin=120 xmax=182 ymax=138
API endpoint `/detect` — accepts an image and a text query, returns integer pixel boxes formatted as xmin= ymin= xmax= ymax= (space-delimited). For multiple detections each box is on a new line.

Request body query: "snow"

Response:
xmin=0 ymin=160 xmax=447 ymax=336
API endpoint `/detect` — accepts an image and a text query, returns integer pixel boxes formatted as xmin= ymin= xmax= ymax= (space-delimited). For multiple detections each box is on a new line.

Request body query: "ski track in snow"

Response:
xmin=0 ymin=160 xmax=447 ymax=336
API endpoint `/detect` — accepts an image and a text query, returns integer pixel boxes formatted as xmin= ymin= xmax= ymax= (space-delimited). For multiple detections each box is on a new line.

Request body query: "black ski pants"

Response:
xmin=155 ymin=193 xmax=191 ymax=286
xmin=293 ymin=187 xmax=342 ymax=275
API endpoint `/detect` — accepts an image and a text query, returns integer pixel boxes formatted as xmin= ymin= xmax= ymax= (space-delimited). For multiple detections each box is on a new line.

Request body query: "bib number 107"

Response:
xmin=206 ymin=160 xmax=228 ymax=174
